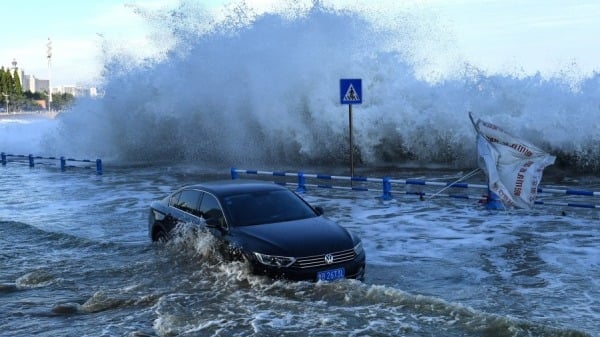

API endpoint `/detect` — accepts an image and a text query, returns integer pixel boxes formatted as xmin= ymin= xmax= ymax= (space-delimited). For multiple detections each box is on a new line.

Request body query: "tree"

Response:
xmin=8 ymin=69 xmax=24 ymax=111
xmin=24 ymin=90 xmax=45 ymax=100
xmin=12 ymin=69 xmax=22 ymax=95
xmin=0 ymin=67 xmax=10 ymax=109
xmin=50 ymin=93 xmax=75 ymax=111
xmin=0 ymin=67 xmax=9 ymax=100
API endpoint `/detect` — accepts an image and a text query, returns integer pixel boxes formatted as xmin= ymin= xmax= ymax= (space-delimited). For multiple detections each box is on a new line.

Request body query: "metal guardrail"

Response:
xmin=230 ymin=168 xmax=600 ymax=210
xmin=1 ymin=152 xmax=102 ymax=174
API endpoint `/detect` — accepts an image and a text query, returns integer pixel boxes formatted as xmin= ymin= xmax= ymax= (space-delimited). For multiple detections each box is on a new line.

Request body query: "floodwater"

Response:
xmin=1 ymin=161 xmax=597 ymax=337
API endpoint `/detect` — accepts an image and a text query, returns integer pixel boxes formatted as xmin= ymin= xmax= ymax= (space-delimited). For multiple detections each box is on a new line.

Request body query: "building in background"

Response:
xmin=22 ymin=74 xmax=49 ymax=93
xmin=53 ymin=85 xmax=98 ymax=98
xmin=7 ymin=58 xmax=97 ymax=98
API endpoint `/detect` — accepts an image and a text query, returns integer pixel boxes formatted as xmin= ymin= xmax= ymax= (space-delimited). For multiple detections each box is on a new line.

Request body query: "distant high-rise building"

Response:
xmin=22 ymin=74 xmax=36 ymax=92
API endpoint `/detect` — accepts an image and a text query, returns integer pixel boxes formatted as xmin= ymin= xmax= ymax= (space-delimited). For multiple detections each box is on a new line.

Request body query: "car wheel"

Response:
xmin=153 ymin=228 xmax=169 ymax=243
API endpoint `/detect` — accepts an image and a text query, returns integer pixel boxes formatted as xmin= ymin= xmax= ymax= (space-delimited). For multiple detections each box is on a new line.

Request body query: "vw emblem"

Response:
xmin=324 ymin=254 xmax=334 ymax=264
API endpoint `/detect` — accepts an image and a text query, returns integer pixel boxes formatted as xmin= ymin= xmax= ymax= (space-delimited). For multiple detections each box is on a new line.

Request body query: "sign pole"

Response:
xmin=349 ymin=104 xmax=354 ymax=177
xmin=340 ymin=78 xmax=362 ymax=180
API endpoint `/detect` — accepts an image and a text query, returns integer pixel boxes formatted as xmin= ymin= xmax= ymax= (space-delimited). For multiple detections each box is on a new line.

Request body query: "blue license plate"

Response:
xmin=317 ymin=267 xmax=345 ymax=281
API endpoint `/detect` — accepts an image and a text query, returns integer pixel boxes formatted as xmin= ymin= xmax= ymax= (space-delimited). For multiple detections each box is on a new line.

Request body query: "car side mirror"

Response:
xmin=314 ymin=206 xmax=324 ymax=216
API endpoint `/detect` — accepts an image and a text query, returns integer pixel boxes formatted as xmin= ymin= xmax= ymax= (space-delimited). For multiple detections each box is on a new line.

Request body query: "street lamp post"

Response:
xmin=47 ymin=38 xmax=52 ymax=111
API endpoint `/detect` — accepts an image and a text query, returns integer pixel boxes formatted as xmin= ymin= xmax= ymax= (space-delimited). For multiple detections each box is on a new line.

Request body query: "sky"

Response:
xmin=1 ymin=0 xmax=185 ymax=87
xmin=2 ymin=0 xmax=599 ymax=87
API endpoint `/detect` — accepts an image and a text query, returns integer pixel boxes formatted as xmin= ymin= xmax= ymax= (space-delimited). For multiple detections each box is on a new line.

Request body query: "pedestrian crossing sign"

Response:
xmin=340 ymin=79 xmax=362 ymax=105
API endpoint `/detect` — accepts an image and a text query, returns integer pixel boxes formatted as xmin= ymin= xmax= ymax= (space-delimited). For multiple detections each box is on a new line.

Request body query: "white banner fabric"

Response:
xmin=474 ymin=118 xmax=556 ymax=209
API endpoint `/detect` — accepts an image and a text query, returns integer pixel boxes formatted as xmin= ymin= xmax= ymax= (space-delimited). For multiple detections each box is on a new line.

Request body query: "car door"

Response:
xmin=198 ymin=192 xmax=225 ymax=230
xmin=198 ymin=192 xmax=238 ymax=258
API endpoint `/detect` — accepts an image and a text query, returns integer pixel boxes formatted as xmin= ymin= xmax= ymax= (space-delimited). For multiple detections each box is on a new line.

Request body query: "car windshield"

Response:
xmin=223 ymin=189 xmax=317 ymax=226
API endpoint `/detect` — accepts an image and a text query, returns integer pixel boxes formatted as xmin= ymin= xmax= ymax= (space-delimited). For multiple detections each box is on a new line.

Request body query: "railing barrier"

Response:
xmin=1 ymin=152 xmax=102 ymax=175
xmin=230 ymin=167 xmax=600 ymax=210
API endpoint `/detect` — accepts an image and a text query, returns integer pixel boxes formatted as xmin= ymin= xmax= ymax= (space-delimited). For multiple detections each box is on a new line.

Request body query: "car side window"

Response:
xmin=199 ymin=193 xmax=225 ymax=228
xmin=174 ymin=189 xmax=202 ymax=217
xmin=169 ymin=191 xmax=181 ymax=207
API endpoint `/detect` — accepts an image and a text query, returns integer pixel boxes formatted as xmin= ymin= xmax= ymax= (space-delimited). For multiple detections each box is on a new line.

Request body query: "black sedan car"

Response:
xmin=148 ymin=180 xmax=365 ymax=281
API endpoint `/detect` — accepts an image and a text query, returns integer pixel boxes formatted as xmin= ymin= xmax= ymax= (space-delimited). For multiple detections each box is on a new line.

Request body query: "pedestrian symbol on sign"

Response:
xmin=344 ymin=84 xmax=360 ymax=102
xmin=340 ymin=79 xmax=362 ymax=105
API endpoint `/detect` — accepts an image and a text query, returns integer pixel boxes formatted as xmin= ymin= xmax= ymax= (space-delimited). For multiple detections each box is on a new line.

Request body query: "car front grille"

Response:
xmin=293 ymin=248 xmax=356 ymax=269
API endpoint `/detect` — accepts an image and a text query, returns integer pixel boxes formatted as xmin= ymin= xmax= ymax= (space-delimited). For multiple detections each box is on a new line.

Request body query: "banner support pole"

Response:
xmin=486 ymin=188 xmax=503 ymax=210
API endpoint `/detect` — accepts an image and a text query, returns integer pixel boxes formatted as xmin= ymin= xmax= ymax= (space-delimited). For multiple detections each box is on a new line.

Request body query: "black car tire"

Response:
xmin=153 ymin=228 xmax=169 ymax=243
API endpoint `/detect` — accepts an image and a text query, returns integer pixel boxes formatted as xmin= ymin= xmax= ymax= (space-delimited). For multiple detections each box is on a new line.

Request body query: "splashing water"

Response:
xmin=5 ymin=1 xmax=600 ymax=172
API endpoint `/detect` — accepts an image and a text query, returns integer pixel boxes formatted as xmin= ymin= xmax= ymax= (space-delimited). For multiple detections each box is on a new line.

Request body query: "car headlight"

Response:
xmin=353 ymin=241 xmax=364 ymax=256
xmin=254 ymin=252 xmax=296 ymax=267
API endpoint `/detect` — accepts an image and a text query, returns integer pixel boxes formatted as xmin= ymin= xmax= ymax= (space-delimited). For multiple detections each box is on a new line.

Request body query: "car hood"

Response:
xmin=230 ymin=216 xmax=355 ymax=257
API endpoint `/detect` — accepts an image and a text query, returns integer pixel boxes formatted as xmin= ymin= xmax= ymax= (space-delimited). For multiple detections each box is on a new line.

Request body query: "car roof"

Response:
xmin=183 ymin=179 xmax=287 ymax=197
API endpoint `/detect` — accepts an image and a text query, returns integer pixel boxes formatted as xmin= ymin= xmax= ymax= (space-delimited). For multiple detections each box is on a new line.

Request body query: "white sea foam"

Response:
xmin=15 ymin=270 xmax=57 ymax=289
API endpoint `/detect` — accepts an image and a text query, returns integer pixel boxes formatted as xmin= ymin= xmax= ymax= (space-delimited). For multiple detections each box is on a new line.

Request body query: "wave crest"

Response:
xmin=39 ymin=2 xmax=600 ymax=172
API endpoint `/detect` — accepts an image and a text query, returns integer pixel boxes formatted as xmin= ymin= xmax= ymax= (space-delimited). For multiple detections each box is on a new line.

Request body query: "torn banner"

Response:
xmin=470 ymin=114 xmax=556 ymax=209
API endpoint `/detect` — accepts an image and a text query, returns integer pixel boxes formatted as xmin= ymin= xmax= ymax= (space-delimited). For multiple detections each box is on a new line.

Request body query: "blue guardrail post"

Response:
xmin=486 ymin=189 xmax=503 ymax=210
xmin=381 ymin=177 xmax=393 ymax=200
xmin=28 ymin=154 xmax=34 ymax=168
xmin=296 ymin=172 xmax=306 ymax=193
xmin=96 ymin=159 xmax=103 ymax=175
xmin=1 ymin=152 xmax=6 ymax=166
xmin=230 ymin=167 xmax=238 ymax=179
xmin=60 ymin=156 xmax=66 ymax=171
